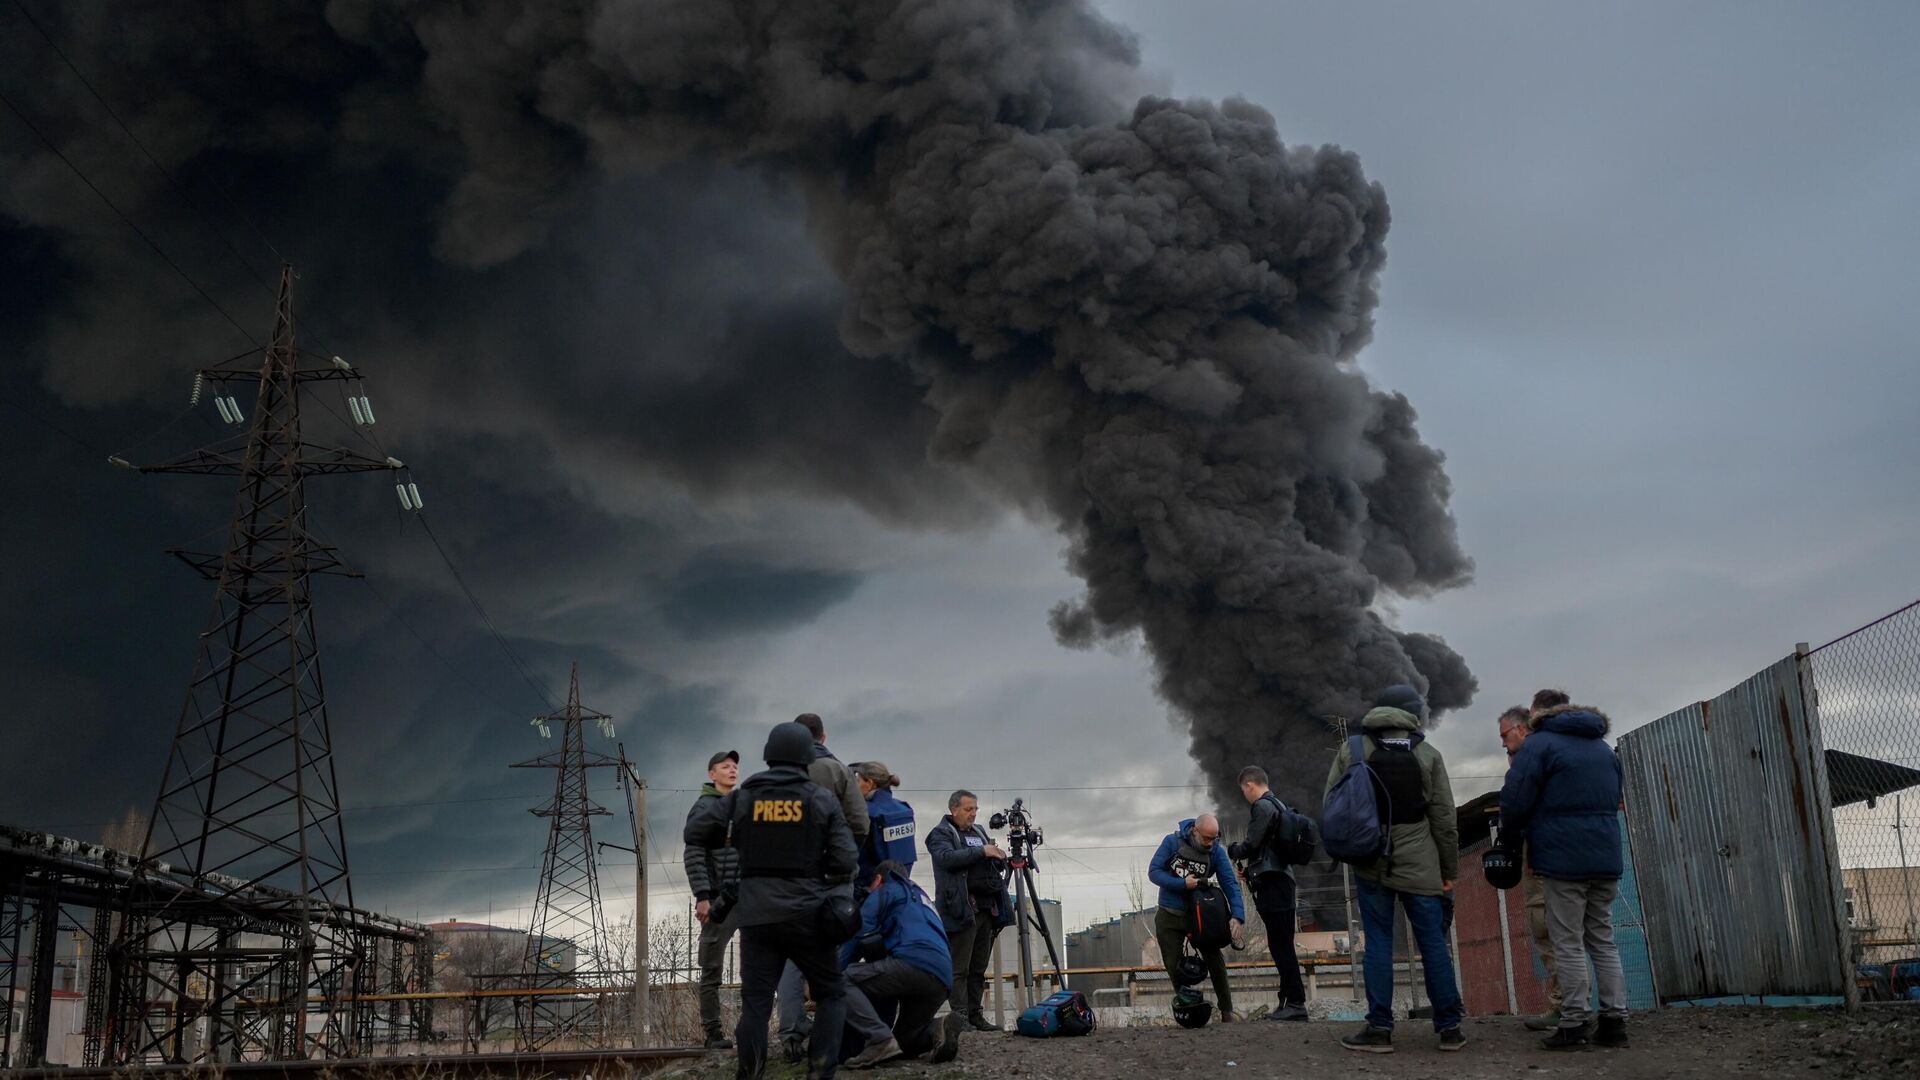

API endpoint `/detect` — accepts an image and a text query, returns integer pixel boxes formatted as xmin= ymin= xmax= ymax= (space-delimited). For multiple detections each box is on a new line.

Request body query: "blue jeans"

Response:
xmin=1355 ymin=877 xmax=1463 ymax=1032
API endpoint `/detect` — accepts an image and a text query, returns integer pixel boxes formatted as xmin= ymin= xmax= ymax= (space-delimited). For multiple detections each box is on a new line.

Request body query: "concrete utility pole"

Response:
xmin=618 ymin=746 xmax=649 ymax=1045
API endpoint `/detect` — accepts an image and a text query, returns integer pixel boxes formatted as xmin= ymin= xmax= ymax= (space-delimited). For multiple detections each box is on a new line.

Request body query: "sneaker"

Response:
xmin=1340 ymin=1025 xmax=1394 ymax=1054
xmin=966 ymin=1012 xmax=1002 ymax=1033
xmin=1266 ymin=1004 xmax=1310 ymax=1022
xmin=1438 ymin=1027 xmax=1467 ymax=1051
xmin=844 ymin=1036 xmax=903 ymax=1069
xmin=1542 ymin=1023 xmax=1592 ymax=1051
xmin=931 ymin=1011 xmax=964 ymax=1065
xmin=703 ymin=1032 xmax=734 ymax=1050
xmin=1595 ymin=1016 xmax=1629 ymax=1048
xmin=1523 ymin=1009 xmax=1561 ymax=1032
xmin=780 ymin=1033 xmax=808 ymax=1063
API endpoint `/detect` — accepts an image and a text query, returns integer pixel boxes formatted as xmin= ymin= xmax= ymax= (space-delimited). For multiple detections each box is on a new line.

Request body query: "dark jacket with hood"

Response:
xmin=1323 ymin=706 xmax=1460 ymax=896
xmin=839 ymin=868 xmax=953 ymax=988
xmin=682 ymin=781 xmax=741 ymax=908
xmin=924 ymin=816 xmax=1015 ymax=935
xmin=1148 ymin=819 xmax=1246 ymax=921
xmin=1499 ymin=704 xmax=1623 ymax=881
xmin=683 ymin=731 xmax=858 ymax=930
xmin=811 ymin=743 xmax=870 ymax=842
xmin=1230 ymin=792 xmax=1296 ymax=882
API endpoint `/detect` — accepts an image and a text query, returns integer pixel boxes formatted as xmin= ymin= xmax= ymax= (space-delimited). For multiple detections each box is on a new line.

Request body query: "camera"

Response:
xmin=988 ymin=798 xmax=1042 ymax=852
xmin=707 ymin=887 xmax=738 ymax=925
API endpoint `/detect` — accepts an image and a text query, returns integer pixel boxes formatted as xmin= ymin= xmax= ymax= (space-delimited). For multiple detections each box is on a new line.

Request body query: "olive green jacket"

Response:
xmin=1323 ymin=706 xmax=1459 ymax=896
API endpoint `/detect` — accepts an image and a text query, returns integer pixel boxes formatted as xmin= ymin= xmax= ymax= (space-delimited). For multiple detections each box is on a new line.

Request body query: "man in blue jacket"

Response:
xmin=838 ymin=862 xmax=960 ymax=1069
xmin=1148 ymin=814 xmax=1245 ymax=1020
xmin=1499 ymin=690 xmax=1629 ymax=1051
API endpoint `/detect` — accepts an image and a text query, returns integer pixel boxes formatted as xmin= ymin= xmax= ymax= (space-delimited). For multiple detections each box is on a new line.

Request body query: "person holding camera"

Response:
xmin=1148 ymin=813 xmax=1245 ymax=1021
xmin=838 ymin=860 xmax=961 ymax=1069
xmin=926 ymin=790 xmax=1014 ymax=1033
xmin=683 ymin=721 xmax=859 ymax=1079
xmin=1228 ymin=767 xmax=1308 ymax=1021
xmin=851 ymin=762 xmax=916 ymax=881
xmin=1498 ymin=703 xmax=1564 ymax=1032
xmin=685 ymin=749 xmax=742 ymax=1050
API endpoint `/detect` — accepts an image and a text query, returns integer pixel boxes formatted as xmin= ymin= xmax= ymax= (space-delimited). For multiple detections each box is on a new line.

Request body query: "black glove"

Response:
xmin=856 ymin=932 xmax=887 ymax=963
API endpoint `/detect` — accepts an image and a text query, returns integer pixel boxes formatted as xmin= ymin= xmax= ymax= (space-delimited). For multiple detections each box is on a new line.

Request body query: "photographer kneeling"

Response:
xmin=839 ymin=861 xmax=960 ymax=1070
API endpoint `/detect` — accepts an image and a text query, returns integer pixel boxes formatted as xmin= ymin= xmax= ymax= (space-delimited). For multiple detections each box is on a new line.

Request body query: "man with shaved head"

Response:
xmin=1148 ymin=811 xmax=1246 ymax=1020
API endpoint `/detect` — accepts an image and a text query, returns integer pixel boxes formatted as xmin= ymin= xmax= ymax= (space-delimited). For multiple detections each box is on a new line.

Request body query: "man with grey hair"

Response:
xmin=926 ymin=789 xmax=1012 ymax=1033
xmin=1148 ymin=811 xmax=1245 ymax=1020
xmin=1499 ymin=703 xmax=1563 ymax=1032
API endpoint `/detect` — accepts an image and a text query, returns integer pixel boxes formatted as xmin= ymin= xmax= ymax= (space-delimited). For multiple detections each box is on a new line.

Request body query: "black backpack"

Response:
xmin=1262 ymin=793 xmax=1320 ymax=866
xmin=1188 ymin=883 xmax=1234 ymax=950
xmin=1366 ymin=733 xmax=1429 ymax=825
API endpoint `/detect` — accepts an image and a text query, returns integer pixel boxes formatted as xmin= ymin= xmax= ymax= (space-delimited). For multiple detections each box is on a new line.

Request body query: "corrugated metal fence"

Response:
xmin=1618 ymin=652 xmax=1853 ymax=1003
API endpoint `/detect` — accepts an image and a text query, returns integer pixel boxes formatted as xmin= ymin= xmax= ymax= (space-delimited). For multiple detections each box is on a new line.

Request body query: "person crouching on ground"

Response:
xmin=839 ymin=860 xmax=961 ymax=1070
xmin=1148 ymin=813 xmax=1245 ymax=1021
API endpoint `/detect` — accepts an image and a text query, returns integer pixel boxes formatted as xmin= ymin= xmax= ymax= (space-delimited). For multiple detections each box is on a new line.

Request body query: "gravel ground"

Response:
xmin=664 ymin=1006 xmax=1920 ymax=1079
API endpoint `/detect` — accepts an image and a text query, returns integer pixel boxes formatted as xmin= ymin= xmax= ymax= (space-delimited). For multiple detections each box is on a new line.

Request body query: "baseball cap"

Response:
xmin=707 ymin=750 xmax=740 ymax=769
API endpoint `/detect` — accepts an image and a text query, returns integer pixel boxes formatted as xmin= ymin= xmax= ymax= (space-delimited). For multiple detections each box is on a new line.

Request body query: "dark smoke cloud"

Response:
xmin=2 ymin=0 xmax=1473 ymax=815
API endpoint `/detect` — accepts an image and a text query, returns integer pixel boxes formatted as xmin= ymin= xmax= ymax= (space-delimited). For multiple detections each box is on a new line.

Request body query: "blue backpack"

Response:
xmin=1322 ymin=734 xmax=1391 ymax=864
xmin=1016 ymin=989 xmax=1096 ymax=1038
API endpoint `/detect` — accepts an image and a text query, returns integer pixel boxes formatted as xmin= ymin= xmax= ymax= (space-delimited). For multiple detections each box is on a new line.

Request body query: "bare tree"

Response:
xmin=435 ymin=932 xmax=522 ymax=1052
xmin=100 ymin=805 xmax=147 ymax=853
xmin=1124 ymin=867 xmax=1149 ymax=913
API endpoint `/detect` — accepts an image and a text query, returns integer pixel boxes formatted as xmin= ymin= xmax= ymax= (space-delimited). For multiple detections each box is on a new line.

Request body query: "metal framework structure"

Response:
xmin=102 ymin=266 xmax=411 ymax=1064
xmin=502 ymin=665 xmax=622 ymax=1050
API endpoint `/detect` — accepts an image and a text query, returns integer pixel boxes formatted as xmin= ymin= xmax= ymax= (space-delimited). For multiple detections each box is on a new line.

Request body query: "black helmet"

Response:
xmin=1483 ymin=844 xmax=1522 ymax=890
xmin=764 ymin=721 xmax=815 ymax=766
xmin=1172 ymin=988 xmax=1213 ymax=1029
xmin=1171 ymin=953 xmax=1209 ymax=988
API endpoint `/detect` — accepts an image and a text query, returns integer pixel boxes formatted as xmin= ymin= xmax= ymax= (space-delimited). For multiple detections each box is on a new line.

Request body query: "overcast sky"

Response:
xmin=2 ymin=1 xmax=1916 ymax=938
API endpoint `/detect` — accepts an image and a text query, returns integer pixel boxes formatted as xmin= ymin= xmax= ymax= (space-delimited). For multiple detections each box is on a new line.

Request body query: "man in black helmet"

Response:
xmin=685 ymin=721 xmax=859 ymax=1078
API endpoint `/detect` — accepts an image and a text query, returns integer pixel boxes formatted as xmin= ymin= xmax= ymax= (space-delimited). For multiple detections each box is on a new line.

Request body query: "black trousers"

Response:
xmin=736 ymin=921 xmax=846 ymax=1079
xmin=845 ymin=958 xmax=948 ymax=1056
xmin=946 ymin=917 xmax=999 ymax=1018
xmin=1252 ymin=873 xmax=1306 ymax=1008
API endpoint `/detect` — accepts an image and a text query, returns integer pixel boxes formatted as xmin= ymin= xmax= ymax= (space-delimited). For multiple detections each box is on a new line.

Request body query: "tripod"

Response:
xmin=1001 ymin=829 xmax=1068 ymax=1006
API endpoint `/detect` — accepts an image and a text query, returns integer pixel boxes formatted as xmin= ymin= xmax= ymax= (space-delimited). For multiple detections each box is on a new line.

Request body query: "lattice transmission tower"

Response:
xmin=106 ymin=265 xmax=411 ymax=1063
xmin=509 ymin=663 xmax=622 ymax=1050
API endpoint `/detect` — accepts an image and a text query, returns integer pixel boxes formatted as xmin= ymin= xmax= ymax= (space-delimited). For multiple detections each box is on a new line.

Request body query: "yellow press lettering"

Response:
xmin=752 ymin=799 xmax=805 ymax=823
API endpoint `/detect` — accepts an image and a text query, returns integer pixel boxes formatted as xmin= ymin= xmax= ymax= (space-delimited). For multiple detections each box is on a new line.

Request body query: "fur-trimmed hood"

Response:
xmin=1530 ymin=703 xmax=1611 ymax=737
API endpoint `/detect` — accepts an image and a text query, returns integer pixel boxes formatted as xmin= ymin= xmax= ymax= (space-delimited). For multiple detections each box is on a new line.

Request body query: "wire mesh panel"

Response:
xmin=1807 ymin=600 xmax=1920 ymax=999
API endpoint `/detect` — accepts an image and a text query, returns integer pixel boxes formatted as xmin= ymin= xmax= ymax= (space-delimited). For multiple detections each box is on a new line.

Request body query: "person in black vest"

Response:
xmin=1229 ymin=766 xmax=1308 ymax=1021
xmin=684 ymin=721 xmax=858 ymax=1079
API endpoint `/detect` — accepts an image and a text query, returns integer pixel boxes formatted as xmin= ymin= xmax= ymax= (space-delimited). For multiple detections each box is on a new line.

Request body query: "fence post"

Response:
xmin=1797 ymin=641 xmax=1862 ymax=1011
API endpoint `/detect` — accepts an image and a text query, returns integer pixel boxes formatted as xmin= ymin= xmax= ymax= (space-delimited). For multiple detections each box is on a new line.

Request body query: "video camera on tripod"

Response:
xmin=985 ymin=797 xmax=1068 ymax=1003
xmin=989 ymin=797 xmax=1043 ymax=854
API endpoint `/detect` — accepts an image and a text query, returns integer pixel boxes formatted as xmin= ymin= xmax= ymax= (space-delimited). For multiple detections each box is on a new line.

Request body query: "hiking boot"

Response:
xmin=1524 ymin=1009 xmax=1560 ymax=1032
xmin=1438 ymin=1027 xmax=1467 ymax=1051
xmin=1266 ymin=1004 xmax=1310 ymax=1022
xmin=931 ymin=1011 xmax=964 ymax=1065
xmin=1542 ymin=1023 xmax=1592 ymax=1051
xmin=702 ymin=1031 xmax=734 ymax=1050
xmin=1340 ymin=1025 xmax=1394 ymax=1053
xmin=1595 ymin=1016 xmax=1629 ymax=1048
xmin=966 ymin=1012 xmax=1001 ymax=1032
xmin=780 ymin=1033 xmax=808 ymax=1063
xmin=844 ymin=1036 xmax=903 ymax=1070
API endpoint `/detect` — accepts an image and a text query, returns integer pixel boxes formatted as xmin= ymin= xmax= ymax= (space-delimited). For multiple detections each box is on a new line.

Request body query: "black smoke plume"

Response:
xmin=1 ymin=0 xmax=1473 ymax=813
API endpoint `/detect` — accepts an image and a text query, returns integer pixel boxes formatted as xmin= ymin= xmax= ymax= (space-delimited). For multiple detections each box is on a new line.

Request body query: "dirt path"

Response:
xmin=667 ymin=1007 xmax=1920 ymax=1079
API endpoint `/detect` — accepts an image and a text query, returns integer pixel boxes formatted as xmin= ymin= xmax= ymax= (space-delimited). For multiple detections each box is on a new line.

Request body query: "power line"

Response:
xmin=415 ymin=513 xmax=559 ymax=711
xmin=0 ymin=85 xmax=257 ymax=348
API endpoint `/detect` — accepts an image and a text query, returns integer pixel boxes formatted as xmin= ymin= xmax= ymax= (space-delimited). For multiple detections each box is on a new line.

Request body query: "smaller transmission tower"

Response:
xmin=509 ymin=664 xmax=622 ymax=1050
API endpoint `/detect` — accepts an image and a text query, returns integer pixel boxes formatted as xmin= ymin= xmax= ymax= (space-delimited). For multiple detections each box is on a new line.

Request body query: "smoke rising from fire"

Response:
xmin=2 ymin=0 xmax=1474 ymax=810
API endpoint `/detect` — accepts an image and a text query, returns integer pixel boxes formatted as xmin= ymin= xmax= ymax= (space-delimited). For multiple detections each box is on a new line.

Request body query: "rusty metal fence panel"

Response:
xmin=1806 ymin=600 xmax=1920 ymax=998
xmin=1620 ymin=654 xmax=1852 ymax=1002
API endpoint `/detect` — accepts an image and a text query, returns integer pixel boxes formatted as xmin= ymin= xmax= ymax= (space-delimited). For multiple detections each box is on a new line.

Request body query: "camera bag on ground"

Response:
xmin=1188 ymin=882 xmax=1234 ymax=949
xmin=1015 ymin=989 xmax=1096 ymax=1038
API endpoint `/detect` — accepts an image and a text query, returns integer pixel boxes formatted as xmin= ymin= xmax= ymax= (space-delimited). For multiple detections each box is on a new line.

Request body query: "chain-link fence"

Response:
xmin=1806 ymin=599 xmax=1920 ymax=999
